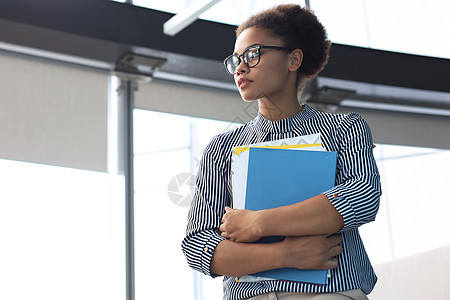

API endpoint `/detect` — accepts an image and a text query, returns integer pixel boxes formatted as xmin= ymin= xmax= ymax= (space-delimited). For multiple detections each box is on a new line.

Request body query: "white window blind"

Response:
xmin=0 ymin=51 xmax=109 ymax=172
xmin=135 ymin=78 xmax=450 ymax=150
xmin=134 ymin=79 xmax=258 ymax=124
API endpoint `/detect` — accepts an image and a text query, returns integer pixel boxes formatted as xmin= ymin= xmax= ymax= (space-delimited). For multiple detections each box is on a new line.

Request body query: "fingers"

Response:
xmin=219 ymin=222 xmax=228 ymax=234
xmin=326 ymin=233 xmax=343 ymax=258
xmin=325 ymin=257 xmax=339 ymax=269
xmin=281 ymin=235 xmax=342 ymax=270
xmin=326 ymin=233 xmax=343 ymax=247
xmin=219 ymin=217 xmax=231 ymax=239
xmin=221 ymin=206 xmax=232 ymax=223
xmin=329 ymin=244 xmax=343 ymax=257
xmin=326 ymin=234 xmax=343 ymax=269
xmin=219 ymin=223 xmax=230 ymax=238
xmin=220 ymin=207 xmax=231 ymax=238
xmin=221 ymin=207 xmax=229 ymax=225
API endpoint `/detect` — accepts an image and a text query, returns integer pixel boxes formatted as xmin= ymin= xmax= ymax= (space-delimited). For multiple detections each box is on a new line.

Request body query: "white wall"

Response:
xmin=371 ymin=244 xmax=450 ymax=299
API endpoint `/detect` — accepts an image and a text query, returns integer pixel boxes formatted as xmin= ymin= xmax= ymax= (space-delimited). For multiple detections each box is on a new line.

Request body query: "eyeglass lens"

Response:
xmin=244 ymin=47 xmax=260 ymax=66
xmin=225 ymin=46 xmax=260 ymax=75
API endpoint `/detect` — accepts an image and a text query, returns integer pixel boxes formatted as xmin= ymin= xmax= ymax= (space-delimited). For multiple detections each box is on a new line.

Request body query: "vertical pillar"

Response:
xmin=114 ymin=77 xmax=137 ymax=300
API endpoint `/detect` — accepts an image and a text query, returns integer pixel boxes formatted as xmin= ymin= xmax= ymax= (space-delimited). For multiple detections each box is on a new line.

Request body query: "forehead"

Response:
xmin=234 ymin=27 xmax=283 ymax=53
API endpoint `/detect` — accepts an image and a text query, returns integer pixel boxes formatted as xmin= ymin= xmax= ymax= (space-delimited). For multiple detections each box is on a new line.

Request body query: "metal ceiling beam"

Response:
xmin=0 ymin=0 xmax=449 ymax=94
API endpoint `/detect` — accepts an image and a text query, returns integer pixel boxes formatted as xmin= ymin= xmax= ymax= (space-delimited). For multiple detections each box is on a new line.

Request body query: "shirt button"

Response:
xmin=204 ymin=247 xmax=209 ymax=252
xmin=333 ymin=193 xmax=339 ymax=198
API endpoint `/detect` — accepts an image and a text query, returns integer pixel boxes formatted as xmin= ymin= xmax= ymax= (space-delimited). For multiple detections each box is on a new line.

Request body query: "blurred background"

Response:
xmin=0 ymin=1 xmax=449 ymax=299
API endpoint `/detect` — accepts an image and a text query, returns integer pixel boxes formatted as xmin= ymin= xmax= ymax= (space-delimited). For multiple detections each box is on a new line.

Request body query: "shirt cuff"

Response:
xmin=200 ymin=233 xmax=226 ymax=278
xmin=322 ymin=187 xmax=357 ymax=231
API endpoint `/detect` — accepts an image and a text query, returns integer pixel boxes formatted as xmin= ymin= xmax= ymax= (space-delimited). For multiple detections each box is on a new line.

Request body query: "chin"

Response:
xmin=238 ymin=91 xmax=260 ymax=102
xmin=241 ymin=97 xmax=259 ymax=103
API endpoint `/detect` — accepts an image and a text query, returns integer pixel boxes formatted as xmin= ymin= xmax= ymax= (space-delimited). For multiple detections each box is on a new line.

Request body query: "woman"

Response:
xmin=182 ymin=4 xmax=381 ymax=300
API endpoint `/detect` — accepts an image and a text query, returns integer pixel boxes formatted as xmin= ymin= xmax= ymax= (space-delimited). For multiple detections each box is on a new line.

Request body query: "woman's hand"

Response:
xmin=220 ymin=206 xmax=263 ymax=242
xmin=280 ymin=234 xmax=343 ymax=270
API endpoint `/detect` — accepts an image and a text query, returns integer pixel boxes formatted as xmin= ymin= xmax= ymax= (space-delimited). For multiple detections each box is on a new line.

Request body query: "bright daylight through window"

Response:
xmin=133 ymin=110 xmax=450 ymax=299
xmin=113 ymin=0 xmax=450 ymax=59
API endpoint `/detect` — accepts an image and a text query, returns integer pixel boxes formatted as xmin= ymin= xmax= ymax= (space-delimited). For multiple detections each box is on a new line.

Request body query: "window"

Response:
xmin=134 ymin=109 xmax=240 ymax=299
xmin=0 ymin=159 xmax=125 ymax=300
xmin=112 ymin=0 xmax=449 ymax=59
xmin=361 ymin=144 xmax=450 ymax=264
xmin=0 ymin=49 xmax=120 ymax=300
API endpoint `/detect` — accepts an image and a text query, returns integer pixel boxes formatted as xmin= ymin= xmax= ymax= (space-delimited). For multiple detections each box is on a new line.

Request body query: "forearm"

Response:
xmin=211 ymin=233 xmax=343 ymax=277
xmin=210 ymin=239 xmax=283 ymax=277
xmin=259 ymin=193 xmax=344 ymax=237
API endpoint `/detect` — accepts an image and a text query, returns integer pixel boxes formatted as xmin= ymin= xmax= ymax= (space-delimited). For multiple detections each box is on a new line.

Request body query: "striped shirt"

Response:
xmin=182 ymin=104 xmax=381 ymax=300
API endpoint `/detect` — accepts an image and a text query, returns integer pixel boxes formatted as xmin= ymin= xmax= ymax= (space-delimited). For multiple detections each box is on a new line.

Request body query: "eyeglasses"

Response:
xmin=223 ymin=45 xmax=292 ymax=75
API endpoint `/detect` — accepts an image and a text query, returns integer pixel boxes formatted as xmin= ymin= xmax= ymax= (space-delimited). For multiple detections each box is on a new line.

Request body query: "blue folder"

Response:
xmin=244 ymin=147 xmax=337 ymax=284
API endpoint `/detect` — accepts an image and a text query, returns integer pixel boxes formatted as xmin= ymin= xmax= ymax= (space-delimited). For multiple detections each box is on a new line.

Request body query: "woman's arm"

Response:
xmin=211 ymin=233 xmax=343 ymax=277
xmin=220 ymin=194 xmax=344 ymax=242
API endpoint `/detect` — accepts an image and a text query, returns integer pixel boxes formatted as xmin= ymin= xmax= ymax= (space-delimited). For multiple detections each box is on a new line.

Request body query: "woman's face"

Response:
xmin=233 ymin=27 xmax=293 ymax=102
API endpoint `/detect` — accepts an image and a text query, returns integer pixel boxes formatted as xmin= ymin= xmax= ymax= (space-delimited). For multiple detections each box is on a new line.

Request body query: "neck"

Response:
xmin=258 ymin=95 xmax=304 ymax=121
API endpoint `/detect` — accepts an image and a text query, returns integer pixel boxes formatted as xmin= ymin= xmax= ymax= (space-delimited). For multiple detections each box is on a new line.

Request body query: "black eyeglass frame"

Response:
xmin=223 ymin=45 xmax=293 ymax=75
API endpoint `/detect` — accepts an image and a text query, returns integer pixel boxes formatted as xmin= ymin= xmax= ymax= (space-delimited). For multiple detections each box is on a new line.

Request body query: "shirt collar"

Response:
xmin=251 ymin=104 xmax=317 ymax=134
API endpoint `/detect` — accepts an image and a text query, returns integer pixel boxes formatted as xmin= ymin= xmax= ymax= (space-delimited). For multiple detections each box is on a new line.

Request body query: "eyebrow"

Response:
xmin=233 ymin=43 xmax=263 ymax=55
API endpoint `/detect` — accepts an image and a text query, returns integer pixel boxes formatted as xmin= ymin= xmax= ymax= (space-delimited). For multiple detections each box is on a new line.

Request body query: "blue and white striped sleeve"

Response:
xmin=322 ymin=113 xmax=381 ymax=231
xmin=181 ymin=135 xmax=229 ymax=277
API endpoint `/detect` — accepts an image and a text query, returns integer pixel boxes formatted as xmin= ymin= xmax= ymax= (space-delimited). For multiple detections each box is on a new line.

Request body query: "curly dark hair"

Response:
xmin=236 ymin=4 xmax=330 ymax=88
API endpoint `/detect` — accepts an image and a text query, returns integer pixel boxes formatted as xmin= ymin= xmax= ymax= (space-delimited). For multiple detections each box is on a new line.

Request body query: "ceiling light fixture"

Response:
xmin=163 ymin=0 xmax=221 ymax=36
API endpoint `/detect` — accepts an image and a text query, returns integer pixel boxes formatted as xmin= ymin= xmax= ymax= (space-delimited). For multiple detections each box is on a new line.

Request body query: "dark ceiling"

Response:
xmin=0 ymin=0 xmax=449 ymax=94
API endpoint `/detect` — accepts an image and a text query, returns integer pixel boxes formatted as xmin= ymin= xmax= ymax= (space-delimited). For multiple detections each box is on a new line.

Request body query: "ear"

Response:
xmin=288 ymin=49 xmax=303 ymax=72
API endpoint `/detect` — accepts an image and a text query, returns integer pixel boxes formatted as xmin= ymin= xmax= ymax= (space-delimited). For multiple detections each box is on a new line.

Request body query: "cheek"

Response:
xmin=255 ymin=65 xmax=288 ymax=92
xmin=235 ymin=58 xmax=290 ymax=101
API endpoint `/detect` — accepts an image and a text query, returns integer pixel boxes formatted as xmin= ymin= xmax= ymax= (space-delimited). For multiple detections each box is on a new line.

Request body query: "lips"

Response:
xmin=237 ymin=77 xmax=253 ymax=88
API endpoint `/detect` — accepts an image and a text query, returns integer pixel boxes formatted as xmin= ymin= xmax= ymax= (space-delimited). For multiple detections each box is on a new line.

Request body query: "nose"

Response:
xmin=235 ymin=58 xmax=248 ymax=75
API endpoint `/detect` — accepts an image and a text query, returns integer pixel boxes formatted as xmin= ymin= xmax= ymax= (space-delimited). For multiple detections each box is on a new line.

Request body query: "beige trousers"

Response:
xmin=246 ymin=289 xmax=368 ymax=300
